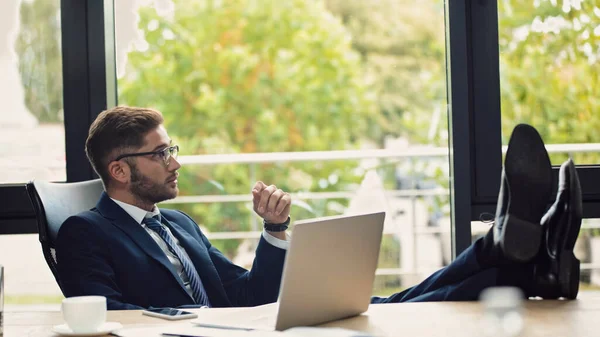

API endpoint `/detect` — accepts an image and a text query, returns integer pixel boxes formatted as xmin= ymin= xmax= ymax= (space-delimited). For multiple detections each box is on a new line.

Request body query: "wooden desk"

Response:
xmin=5 ymin=298 xmax=600 ymax=336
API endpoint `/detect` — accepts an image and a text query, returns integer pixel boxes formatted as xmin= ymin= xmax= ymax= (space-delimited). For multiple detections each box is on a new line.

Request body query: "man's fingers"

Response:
xmin=252 ymin=181 xmax=267 ymax=194
xmin=280 ymin=202 xmax=291 ymax=218
xmin=258 ymin=185 xmax=277 ymax=212
xmin=267 ymin=189 xmax=284 ymax=214
xmin=252 ymin=181 xmax=267 ymax=212
xmin=252 ymin=190 xmax=260 ymax=210
xmin=275 ymin=193 xmax=291 ymax=215
xmin=253 ymin=182 xmax=291 ymax=219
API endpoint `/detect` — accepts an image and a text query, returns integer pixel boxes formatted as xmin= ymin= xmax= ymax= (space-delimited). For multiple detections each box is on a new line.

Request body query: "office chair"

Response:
xmin=26 ymin=179 xmax=104 ymax=291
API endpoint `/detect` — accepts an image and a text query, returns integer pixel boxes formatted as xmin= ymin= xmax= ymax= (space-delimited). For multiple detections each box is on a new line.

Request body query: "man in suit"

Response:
xmin=57 ymin=106 xmax=292 ymax=309
xmin=57 ymin=106 xmax=582 ymax=310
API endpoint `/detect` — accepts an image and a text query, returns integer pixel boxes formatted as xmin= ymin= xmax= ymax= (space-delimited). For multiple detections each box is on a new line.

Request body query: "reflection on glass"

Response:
xmin=0 ymin=0 xmax=65 ymax=183
xmin=499 ymin=0 xmax=600 ymax=164
xmin=116 ymin=0 xmax=449 ymax=295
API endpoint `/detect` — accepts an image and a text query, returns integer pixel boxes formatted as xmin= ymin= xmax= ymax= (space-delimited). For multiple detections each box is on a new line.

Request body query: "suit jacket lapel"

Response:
xmin=94 ymin=193 xmax=194 ymax=302
xmin=161 ymin=217 xmax=231 ymax=306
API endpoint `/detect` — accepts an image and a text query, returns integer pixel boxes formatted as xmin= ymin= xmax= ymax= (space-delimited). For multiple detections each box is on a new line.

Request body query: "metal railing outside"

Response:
xmin=165 ymin=143 xmax=600 ymax=276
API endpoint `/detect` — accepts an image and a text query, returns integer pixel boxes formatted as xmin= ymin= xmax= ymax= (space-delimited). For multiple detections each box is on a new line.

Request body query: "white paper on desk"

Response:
xmin=163 ymin=325 xmax=279 ymax=336
xmin=111 ymin=324 xmax=181 ymax=337
xmin=113 ymin=321 xmax=373 ymax=337
xmin=160 ymin=325 xmax=373 ymax=337
xmin=283 ymin=327 xmax=374 ymax=337
xmin=113 ymin=325 xmax=257 ymax=337
xmin=190 ymin=302 xmax=278 ymax=331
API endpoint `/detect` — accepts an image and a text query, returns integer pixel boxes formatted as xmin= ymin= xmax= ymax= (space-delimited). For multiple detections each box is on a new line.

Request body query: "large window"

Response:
xmin=0 ymin=0 xmax=65 ymax=183
xmin=0 ymin=0 xmax=65 ymax=309
xmin=115 ymin=0 xmax=451 ymax=295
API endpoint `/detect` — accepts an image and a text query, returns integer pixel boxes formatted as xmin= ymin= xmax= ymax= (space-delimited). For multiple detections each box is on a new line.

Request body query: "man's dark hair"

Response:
xmin=85 ymin=106 xmax=164 ymax=187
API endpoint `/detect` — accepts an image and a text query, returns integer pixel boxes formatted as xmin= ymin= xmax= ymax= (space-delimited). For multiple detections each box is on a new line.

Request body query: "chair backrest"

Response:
xmin=26 ymin=179 xmax=105 ymax=290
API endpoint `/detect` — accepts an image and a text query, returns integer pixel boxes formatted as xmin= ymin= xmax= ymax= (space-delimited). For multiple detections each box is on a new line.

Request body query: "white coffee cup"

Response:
xmin=61 ymin=296 xmax=107 ymax=333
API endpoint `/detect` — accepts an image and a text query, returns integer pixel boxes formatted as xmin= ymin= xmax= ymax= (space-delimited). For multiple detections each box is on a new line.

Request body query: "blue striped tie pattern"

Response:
xmin=143 ymin=216 xmax=211 ymax=307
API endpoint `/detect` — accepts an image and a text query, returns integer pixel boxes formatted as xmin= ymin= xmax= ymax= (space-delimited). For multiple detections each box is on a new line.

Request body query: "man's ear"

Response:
xmin=107 ymin=160 xmax=130 ymax=184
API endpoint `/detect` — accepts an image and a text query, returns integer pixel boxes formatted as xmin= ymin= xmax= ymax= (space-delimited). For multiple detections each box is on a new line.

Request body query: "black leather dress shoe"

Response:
xmin=532 ymin=159 xmax=583 ymax=299
xmin=493 ymin=124 xmax=553 ymax=262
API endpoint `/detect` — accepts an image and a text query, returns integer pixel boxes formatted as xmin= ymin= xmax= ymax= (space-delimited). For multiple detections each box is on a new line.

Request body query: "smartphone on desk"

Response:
xmin=142 ymin=308 xmax=199 ymax=320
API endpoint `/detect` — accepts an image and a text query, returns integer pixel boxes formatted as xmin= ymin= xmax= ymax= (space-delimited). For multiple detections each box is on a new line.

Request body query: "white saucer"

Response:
xmin=52 ymin=322 xmax=123 ymax=336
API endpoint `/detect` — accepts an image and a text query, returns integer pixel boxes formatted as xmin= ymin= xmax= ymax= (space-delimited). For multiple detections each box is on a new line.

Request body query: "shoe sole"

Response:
xmin=559 ymin=251 xmax=580 ymax=299
xmin=559 ymin=159 xmax=583 ymax=299
xmin=500 ymin=124 xmax=553 ymax=262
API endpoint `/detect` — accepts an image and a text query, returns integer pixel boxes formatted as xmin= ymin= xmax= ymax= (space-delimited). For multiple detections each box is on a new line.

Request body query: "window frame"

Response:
xmin=446 ymin=0 xmax=504 ymax=255
xmin=463 ymin=0 xmax=600 ymax=224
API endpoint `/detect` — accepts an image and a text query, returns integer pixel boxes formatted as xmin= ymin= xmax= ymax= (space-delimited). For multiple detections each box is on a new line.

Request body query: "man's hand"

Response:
xmin=252 ymin=181 xmax=291 ymax=224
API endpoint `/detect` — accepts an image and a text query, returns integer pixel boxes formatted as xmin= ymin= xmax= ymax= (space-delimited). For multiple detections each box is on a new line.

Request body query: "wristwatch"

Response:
xmin=263 ymin=217 xmax=290 ymax=232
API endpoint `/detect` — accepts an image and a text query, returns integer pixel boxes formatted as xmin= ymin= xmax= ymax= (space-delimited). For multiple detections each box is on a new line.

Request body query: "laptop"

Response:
xmin=190 ymin=211 xmax=385 ymax=332
xmin=274 ymin=211 xmax=385 ymax=330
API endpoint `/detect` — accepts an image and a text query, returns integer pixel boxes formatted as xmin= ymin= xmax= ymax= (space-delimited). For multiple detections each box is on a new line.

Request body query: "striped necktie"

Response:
xmin=143 ymin=216 xmax=211 ymax=307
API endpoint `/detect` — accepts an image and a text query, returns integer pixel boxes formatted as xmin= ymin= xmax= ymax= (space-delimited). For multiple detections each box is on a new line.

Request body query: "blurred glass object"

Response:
xmin=480 ymin=286 xmax=524 ymax=337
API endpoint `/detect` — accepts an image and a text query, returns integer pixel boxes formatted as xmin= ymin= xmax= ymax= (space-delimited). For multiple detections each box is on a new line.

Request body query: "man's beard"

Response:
xmin=129 ymin=162 xmax=177 ymax=205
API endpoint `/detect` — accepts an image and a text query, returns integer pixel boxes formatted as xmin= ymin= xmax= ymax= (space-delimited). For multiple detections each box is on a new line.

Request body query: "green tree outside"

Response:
xmin=498 ymin=0 xmax=600 ymax=164
xmin=325 ymin=0 xmax=448 ymax=147
xmin=118 ymin=0 xmax=380 ymax=256
xmin=15 ymin=0 xmax=63 ymax=123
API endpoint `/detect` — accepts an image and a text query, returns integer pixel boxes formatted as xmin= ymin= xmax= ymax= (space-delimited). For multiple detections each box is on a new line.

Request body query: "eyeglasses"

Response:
xmin=114 ymin=145 xmax=179 ymax=166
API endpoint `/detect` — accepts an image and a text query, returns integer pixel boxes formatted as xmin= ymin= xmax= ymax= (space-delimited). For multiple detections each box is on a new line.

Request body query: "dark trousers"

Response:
xmin=371 ymin=243 xmax=499 ymax=303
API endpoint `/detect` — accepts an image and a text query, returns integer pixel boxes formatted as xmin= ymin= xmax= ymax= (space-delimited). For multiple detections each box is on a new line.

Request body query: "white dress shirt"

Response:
xmin=110 ymin=198 xmax=290 ymax=296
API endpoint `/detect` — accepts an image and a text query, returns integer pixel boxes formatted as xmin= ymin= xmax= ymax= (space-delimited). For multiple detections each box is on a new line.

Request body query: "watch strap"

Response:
xmin=263 ymin=217 xmax=290 ymax=232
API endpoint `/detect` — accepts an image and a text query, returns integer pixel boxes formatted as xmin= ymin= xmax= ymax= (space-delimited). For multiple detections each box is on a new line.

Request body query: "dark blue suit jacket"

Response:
xmin=55 ymin=192 xmax=286 ymax=310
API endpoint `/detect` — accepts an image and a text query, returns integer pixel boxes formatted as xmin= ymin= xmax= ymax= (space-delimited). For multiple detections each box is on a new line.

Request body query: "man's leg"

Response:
xmin=372 ymin=157 xmax=583 ymax=303
xmin=371 ymin=242 xmax=489 ymax=303
xmin=372 ymin=124 xmax=557 ymax=304
xmin=400 ymin=263 xmax=533 ymax=302
xmin=403 ymin=268 xmax=498 ymax=302
xmin=370 ymin=229 xmax=536 ymax=303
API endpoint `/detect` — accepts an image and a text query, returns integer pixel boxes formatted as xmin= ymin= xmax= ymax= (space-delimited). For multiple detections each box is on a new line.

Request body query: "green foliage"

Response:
xmin=325 ymin=0 xmax=450 ymax=226
xmin=325 ymin=0 xmax=448 ymax=146
xmin=15 ymin=0 xmax=63 ymax=123
xmin=119 ymin=0 xmax=379 ymax=257
xmin=499 ymin=0 xmax=600 ymax=164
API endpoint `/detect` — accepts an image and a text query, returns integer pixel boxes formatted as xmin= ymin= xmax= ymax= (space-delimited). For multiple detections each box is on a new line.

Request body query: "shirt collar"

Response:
xmin=110 ymin=197 xmax=161 ymax=225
